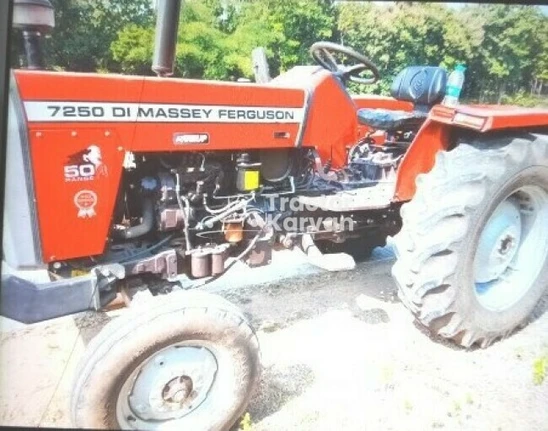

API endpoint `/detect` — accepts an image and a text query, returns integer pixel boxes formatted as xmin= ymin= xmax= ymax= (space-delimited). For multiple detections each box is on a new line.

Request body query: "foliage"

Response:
xmin=337 ymin=2 xmax=547 ymax=103
xmin=10 ymin=0 xmax=548 ymax=106
xmin=235 ymin=0 xmax=335 ymax=75
xmin=237 ymin=412 xmax=253 ymax=431
xmin=338 ymin=2 xmax=463 ymax=94
xmin=533 ymin=355 xmax=547 ymax=385
xmin=471 ymin=5 xmax=546 ymax=102
xmin=501 ymin=92 xmax=548 ymax=108
xmin=111 ymin=0 xmax=335 ymax=79
xmin=31 ymin=0 xmax=154 ymax=72
xmin=112 ymin=2 xmax=238 ymax=79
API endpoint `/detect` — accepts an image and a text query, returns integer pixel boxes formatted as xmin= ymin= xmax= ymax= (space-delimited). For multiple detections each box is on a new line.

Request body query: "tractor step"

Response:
xmin=297 ymin=234 xmax=356 ymax=271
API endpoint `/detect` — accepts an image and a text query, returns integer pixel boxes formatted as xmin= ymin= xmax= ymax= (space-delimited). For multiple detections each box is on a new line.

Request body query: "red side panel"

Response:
xmin=15 ymin=69 xmax=360 ymax=261
xmin=302 ymin=71 xmax=358 ymax=168
xmin=15 ymin=70 xmax=307 ymax=153
xmin=14 ymin=70 xmax=309 ymax=262
xmin=28 ymin=128 xmax=126 ymax=261
xmin=131 ymin=77 xmax=305 ymax=152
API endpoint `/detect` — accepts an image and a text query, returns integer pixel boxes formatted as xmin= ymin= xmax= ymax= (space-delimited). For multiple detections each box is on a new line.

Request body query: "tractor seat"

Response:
xmin=357 ymin=66 xmax=447 ymax=131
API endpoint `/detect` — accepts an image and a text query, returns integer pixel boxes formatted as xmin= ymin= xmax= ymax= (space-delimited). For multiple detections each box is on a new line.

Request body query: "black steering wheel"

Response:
xmin=310 ymin=41 xmax=380 ymax=85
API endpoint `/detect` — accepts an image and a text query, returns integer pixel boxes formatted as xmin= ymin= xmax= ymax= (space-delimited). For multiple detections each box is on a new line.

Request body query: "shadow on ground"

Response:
xmin=248 ymin=363 xmax=315 ymax=422
xmin=72 ymin=311 xmax=112 ymax=345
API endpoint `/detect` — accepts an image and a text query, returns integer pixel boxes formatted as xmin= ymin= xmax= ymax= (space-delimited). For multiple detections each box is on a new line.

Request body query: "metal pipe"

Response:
xmin=21 ymin=30 xmax=45 ymax=69
xmin=152 ymin=0 xmax=182 ymax=77
xmin=112 ymin=198 xmax=155 ymax=240
xmin=174 ymin=172 xmax=192 ymax=250
xmin=180 ymin=195 xmax=192 ymax=250
xmin=197 ymin=199 xmax=251 ymax=230
xmin=203 ymin=194 xmax=241 ymax=215
xmin=13 ymin=0 xmax=55 ymax=70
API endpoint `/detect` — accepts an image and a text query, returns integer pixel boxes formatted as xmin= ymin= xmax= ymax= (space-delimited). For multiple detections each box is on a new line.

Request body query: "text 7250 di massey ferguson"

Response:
xmin=3 ymin=0 xmax=548 ymax=429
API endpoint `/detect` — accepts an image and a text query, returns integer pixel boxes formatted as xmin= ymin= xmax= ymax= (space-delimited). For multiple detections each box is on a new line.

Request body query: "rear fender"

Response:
xmin=394 ymin=104 xmax=548 ymax=202
xmin=394 ymin=119 xmax=450 ymax=202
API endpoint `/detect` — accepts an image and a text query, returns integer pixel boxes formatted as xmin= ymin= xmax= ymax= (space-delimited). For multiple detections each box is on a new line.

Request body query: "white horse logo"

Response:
xmin=83 ymin=145 xmax=108 ymax=177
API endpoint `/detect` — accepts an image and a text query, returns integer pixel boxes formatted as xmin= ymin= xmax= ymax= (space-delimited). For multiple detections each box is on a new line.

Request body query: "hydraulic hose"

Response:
xmin=112 ymin=198 xmax=155 ymax=240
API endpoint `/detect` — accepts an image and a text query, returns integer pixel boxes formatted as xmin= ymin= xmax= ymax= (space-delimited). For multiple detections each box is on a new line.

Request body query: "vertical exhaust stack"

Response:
xmin=152 ymin=0 xmax=182 ymax=77
xmin=12 ymin=0 xmax=55 ymax=70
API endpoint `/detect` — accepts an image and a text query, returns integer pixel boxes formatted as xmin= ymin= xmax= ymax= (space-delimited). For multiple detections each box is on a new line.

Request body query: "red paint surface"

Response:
xmin=14 ymin=69 xmax=359 ymax=261
xmin=395 ymin=103 xmax=548 ymax=201
xmin=14 ymin=69 xmax=548 ymax=261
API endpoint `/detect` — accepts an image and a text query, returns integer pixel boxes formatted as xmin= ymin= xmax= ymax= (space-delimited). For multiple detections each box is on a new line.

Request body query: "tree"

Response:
xmin=10 ymin=0 xmax=547 ymax=107
xmin=235 ymin=0 xmax=335 ymax=75
xmin=336 ymin=1 xmax=547 ymax=104
xmin=26 ymin=0 xmax=154 ymax=72
xmin=533 ymin=34 xmax=548 ymax=95
xmin=337 ymin=2 xmax=467 ymax=95
xmin=111 ymin=1 xmax=250 ymax=79
xmin=111 ymin=0 xmax=336 ymax=80
xmin=473 ymin=5 xmax=545 ymax=103
xmin=109 ymin=24 xmax=155 ymax=76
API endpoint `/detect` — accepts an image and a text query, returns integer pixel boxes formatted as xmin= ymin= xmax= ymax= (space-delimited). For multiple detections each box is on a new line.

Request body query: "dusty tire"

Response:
xmin=71 ymin=290 xmax=261 ymax=430
xmin=392 ymin=133 xmax=548 ymax=348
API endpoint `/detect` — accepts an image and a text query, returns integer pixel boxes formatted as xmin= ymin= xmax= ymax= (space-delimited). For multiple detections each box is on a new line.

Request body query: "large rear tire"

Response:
xmin=392 ymin=133 xmax=548 ymax=348
xmin=71 ymin=290 xmax=261 ymax=430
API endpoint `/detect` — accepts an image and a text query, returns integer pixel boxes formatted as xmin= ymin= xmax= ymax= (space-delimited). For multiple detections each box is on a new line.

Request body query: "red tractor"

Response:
xmin=3 ymin=0 xmax=548 ymax=429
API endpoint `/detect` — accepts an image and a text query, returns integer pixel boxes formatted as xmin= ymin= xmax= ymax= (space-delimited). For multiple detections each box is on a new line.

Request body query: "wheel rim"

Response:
xmin=116 ymin=344 xmax=218 ymax=429
xmin=474 ymin=185 xmax=548 ymax=311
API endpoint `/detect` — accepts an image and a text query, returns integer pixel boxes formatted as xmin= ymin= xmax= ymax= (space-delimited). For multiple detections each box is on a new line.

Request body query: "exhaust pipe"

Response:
xmin=152 ymin=0 xmax=182 ymax=77
xmin=12 ymin=0 xmax=55 ymax=70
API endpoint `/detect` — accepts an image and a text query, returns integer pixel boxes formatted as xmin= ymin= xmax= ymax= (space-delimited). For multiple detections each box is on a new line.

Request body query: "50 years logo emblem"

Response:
xmin=64 ymin=145 xmax=108 ymax=182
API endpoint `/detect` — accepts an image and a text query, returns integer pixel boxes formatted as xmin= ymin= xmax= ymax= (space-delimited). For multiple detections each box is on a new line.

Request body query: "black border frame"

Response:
xmin=0 ymin=0 xmax=13 ymax=258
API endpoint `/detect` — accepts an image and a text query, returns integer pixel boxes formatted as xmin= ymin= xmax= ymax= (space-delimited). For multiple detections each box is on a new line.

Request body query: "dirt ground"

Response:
xmin=1 ymin=248 xmax=547 ymax=430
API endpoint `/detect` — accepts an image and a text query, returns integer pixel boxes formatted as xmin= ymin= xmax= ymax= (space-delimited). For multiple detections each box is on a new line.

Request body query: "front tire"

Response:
xmin=392 ymin=133 xmax=548 ymax=348
xmin=71 ymin=290 xmax=261 ymax=430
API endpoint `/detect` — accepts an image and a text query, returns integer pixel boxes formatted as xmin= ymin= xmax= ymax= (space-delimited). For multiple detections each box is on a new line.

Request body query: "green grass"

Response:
xmin=462 ymin=93 xmax=548 ymax=108
xmin=500 ymin=92 xmax=548 ymax=108
xmin=533 ymin=356 xmax=547 ymax=386
xmin=238 ymin=412 xmax=253 ymax=431
xmin=404 ymin=398 xmax=413 ymax=413
xmin=465 ymin=393 xmax=474 ymax=405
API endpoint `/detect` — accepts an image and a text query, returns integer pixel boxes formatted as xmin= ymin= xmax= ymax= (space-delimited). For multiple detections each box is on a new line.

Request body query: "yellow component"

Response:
xmin=71 ymin=269 xmax=89 ymax=277
xmin=244 ymin=170 xmax=260 ymax=190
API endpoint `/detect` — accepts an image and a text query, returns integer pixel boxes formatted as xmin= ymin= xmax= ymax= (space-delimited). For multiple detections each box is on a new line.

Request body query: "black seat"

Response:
xmin=357 ymin=66 xmax=447 ymax=131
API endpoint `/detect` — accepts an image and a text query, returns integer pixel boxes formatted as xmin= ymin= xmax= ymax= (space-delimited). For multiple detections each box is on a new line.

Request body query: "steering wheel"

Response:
xmin=310 ymin=41 xmax=380 ymax=85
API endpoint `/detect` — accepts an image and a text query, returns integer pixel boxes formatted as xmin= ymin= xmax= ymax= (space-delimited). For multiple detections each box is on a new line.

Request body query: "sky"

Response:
xmin=446 ymin=2 xmax=548 ymax=13
xmin=372 ymin=1 xmax=548 ymax=15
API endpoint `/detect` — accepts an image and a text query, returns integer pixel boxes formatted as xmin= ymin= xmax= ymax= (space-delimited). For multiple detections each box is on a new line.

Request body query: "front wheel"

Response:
xmin=392 ymin=133 xmax=548 ymax=348
xmin=71 ymin=291 xmax=261 ymax=430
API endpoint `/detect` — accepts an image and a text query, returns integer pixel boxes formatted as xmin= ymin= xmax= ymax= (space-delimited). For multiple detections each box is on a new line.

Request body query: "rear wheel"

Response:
xmin=71 ymin=291 xmax=261 ymax=430
xmin=392 ymin=133 xmax=548 ymax=348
